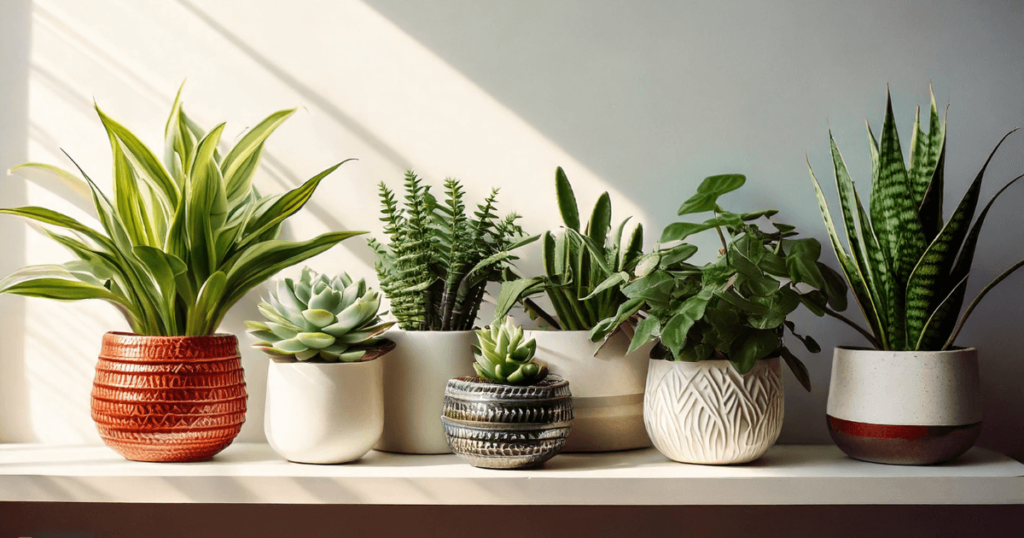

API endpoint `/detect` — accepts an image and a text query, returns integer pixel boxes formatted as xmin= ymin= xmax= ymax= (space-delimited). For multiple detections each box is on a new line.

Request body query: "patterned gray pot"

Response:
xmin=441 ymin=375 xmax=573 ymax=469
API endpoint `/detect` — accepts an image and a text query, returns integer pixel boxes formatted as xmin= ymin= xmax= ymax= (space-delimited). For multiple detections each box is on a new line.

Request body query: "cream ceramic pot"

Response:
xmin=826 ymin=347 xmax=982 ymax=465
xmin=528 ymin=330 xmax=653 ymax=452
xmin=264 ymin=358 xmax=383 ymax=464
xmin=375 ymin=330 xmax=476 ymax=454
xmin=644 ymin=358 xmax=784 ymax=464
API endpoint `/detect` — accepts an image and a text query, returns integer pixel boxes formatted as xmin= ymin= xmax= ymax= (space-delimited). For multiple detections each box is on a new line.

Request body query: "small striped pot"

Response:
xmin=91 ymin=332 xmax=248 ymax=462
xmin=826 ymin=347 xmax=982 ymax=465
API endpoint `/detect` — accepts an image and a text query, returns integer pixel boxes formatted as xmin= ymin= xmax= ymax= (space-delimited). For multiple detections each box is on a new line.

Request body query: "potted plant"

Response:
xmin=246 ymin=268 xmax=395 ymax=464
xmin=368 ymin=173 xmax=535 ymax=453
xmin=0 ymin=85 xmax=363 ymax=462
xmin=593 ymin=174 xmax=846 ymax=464
xmin=809 ymin=87 xmax=1023 ymax=464
xmin=495 ymin=167 xmax=651 ymax=452
xmin=442 ymin=316 xmax=573 ymax=469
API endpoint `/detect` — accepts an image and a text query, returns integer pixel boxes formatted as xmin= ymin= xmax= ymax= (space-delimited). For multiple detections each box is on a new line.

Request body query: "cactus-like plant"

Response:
xmin=809 ymin=87 xmax=1024 ymax=351
xmin=472 ymin=317 xmax=547 ymax=385
xmin=246 ymin=267 xmax=395 ymax=362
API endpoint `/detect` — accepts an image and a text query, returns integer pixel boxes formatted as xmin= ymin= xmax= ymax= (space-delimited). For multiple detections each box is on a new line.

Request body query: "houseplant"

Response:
xmin=441 ymin=316 xmax=573 ymax=469
xmin=593 ymin=174 xmax=846 ymax=464
xmin=368 ymin=172 xmax=535 ymax=453
xmin=0 ymin=86 xmax=363 ymax=462
xmin=247 ymin=268 xmax=395 ymax=464
xmin=809 ymin=87 xmax=1022 ymax=464
xmin=495 ymin=167 xmax=652 ymax=452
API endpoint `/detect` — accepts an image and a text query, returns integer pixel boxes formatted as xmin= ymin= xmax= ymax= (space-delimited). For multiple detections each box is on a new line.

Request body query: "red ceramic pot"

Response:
xmin=91 ymin=332 xmax=248 ymax=462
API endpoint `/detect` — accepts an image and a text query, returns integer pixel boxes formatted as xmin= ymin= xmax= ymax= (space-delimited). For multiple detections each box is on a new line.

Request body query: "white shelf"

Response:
xmin=0 ymin=443 xmax=1020 ymax=505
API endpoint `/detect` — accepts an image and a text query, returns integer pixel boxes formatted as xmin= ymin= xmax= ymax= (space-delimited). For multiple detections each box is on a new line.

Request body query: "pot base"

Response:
xmin=827 ymin=415 xmax=981 ymax=465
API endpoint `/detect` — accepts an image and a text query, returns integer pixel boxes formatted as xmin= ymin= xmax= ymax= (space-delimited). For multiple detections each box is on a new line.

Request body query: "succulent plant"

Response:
xmin=246 ymin=268 xmax=395 ymax=362
xmin=809 ymin=87 xmax=1024 ymax=351
xmin=0 ymin=83 xmax=362 ymax=336
xmin=495 ymin=167 xmax=644 ymax=332
xmin=472 ymin=317 xmax=547 ymax=385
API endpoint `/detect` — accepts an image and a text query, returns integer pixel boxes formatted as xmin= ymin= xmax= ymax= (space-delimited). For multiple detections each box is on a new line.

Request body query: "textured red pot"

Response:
xmin=91 ymin=332 xmax=248 ymax=462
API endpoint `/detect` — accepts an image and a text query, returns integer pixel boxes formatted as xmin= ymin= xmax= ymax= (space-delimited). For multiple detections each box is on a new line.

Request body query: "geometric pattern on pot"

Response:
xmin=644 ymin=358 xmax=783 ymax=464
xmin=91 ymin=332 xmax=247 ymax=463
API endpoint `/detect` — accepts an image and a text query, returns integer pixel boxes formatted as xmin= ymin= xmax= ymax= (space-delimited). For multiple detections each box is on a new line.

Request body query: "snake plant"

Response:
xmin=809 ymin=86 xmax=1023 ymax=351
xmin=0 ymin=84 xmax=363 ymax=336
xmin=368 ymin=172 xmax=536 ymax=331
xmin=495 ymin=167 xmax=643 ymax=332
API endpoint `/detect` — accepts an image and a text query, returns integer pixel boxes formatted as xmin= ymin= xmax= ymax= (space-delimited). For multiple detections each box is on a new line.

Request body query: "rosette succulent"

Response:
xmin=472 ymin=317 xmax=547 ymax=385
xmin=246 ymin=268 xmax=395 ymax=362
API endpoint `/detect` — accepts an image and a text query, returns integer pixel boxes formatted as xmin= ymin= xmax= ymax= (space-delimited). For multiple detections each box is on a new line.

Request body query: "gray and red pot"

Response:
xmin=826 ymin=347 xmax=982 ymax=465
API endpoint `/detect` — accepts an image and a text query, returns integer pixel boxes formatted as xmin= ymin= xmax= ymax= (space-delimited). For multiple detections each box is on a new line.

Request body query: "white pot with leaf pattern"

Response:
xmin=644 ymin=357 xmax=784 ymax=464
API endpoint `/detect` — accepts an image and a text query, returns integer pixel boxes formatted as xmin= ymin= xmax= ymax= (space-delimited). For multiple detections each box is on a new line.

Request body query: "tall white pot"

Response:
xmin=644 ymin=358 xmax=784 ymax=464
xmin=265 ymin=359 xmax=383 ymax=464
xmin=375 ymin=330 xmax=476 ymax=454
xmin=826 ymin=347 xmax=982 ymax=465
xmin=528 ymin=330 xmax=653 ymax=452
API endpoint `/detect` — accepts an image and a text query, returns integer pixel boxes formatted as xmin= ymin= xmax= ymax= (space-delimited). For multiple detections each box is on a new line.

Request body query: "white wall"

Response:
xmin=1 ymin=0 xmax=1022 ymax=459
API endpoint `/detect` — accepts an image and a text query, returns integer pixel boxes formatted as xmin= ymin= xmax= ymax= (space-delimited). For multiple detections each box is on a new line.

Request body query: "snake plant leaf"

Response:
xmin=944 ymin=257 xmax=1024 ymax=350
xmin=829 ymin=133 xmax=890 ymax=324
xmin=588 ymin=193 xmax=612 ymax=250
xmin=622 ymin=223 xmax=644 ymax=270
xmin=917 ymin=139 xmax=946 ymax=242
xmin=870 ymin=91 xmax=927 ymax=289
xmin=905 ymin=130 xmax=1017 ymax=347
xmin=676 ymin=174 xmax=746 ymax=215
xmin=555 ymin=166 xmax=580 ymax=232
xmin=911 ymin=88 xmax=948 ymax=241
xmin=809 ymin=157 xmax=885 ymax=346
xmin=221 ymin=108 xmax=296 ymax=202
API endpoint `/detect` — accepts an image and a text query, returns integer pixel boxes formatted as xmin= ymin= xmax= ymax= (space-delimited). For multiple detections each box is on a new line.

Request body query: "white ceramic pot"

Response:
xmin=644 ymin=358 xmax=784 ymax=464
xmin=528 ymin=330 xmax=653 ymax=452
xmin=264 ymin=358 xmax=383 ymax=464
xmin=375 ymin=330 xmax=476 ymax=454
xmin=826 ymin=347 xmax=982 ymax=465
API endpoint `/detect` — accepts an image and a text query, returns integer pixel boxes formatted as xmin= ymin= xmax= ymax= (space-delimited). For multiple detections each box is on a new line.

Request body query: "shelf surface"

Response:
xmin=0 ymin=443 xmax=1020 ymax=505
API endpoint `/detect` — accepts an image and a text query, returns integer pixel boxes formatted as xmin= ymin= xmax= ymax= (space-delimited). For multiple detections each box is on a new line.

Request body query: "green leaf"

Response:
xmin=0 ymin=276 xmax=125 ymax=304
xmin=780 ymin=347 xmax=812 ymax=392
xmin=494 ymin=277 xmax=546 ymax=319
xmin=587 ymin=192 xmax=612 ymax=251
xmin=582 ymin=271 xmax=629 ymax=300
xmin=729 ymin=330 xmax=779 ymax=374
xmin=95 ymin=103 xmax=179 ymax=212
xmin=555 ymin=167 xmax=580 ymax=232
xmin=660 ymin=214 xmax=740 ymax=243
xmin=784 ymin=238 xmax=826 ymax=289
xmin=661 ymin=288 xmax=713 ymax=359
xmin=221 ymin=109 xmax=297 ymax=202
xmin=628 ymin=315 xmax=660 ymax=354
xmin=677 ymin=174 xmax=746 ymax=215
xmin=189 ymin=271 xmax=227 ymax=336
xmin=7 ymin=163 xmax=95 ymax=217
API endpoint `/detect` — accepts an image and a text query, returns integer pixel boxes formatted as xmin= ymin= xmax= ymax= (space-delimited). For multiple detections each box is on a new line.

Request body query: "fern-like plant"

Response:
xmin=809 ymin=86 xmax=1023 ymax=351
xmin=369 ymin=172 xmax=535 ymax=331
xmin=0 ymin=85 xmax=363 ymax=336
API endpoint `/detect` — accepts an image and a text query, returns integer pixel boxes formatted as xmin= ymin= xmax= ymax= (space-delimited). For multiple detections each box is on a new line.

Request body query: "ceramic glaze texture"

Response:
xmin=826 ymin=347 xmax=982 ymax=465
xmin=375 ymin=330 xmax=476 ymax=454
xmin=644 ymin=358 xmax=783 ymax=464
xmin=91 ymin=332 xmax=247 ymax=462
xmin=528 ymin=330 xmax=653 ymax=452
xmin=265 ymin=359 xmax=383 ymax=464
xmin=441 ymin=375 xmax=573 ymax=469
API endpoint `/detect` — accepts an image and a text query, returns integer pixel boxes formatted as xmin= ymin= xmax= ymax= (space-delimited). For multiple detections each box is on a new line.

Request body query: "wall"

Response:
xmin=0 ymin=0 xmax=1021 ymax=459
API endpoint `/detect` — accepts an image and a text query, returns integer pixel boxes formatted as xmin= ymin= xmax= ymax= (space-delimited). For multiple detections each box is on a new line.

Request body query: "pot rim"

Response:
xmin=388 ymin=328 xmax=478 ymax=334
xmin=835 ymin=345 xmax=977 ymax=354
xmin=105 ymin=331 xmax=237 ymax=340
xmin=648 ymin=356 xmax=780 ymax=365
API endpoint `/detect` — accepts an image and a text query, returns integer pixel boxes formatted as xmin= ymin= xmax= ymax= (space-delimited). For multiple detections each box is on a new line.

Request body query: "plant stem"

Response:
xmin=822 ymin=307 xmax=882 ymax=349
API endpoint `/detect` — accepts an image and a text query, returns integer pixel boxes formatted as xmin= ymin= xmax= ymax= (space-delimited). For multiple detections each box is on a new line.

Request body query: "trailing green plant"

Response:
xmin=472 ymin=316 xmax=547 ymax=385
xmin=368 ymin=172 xmax=536 ymax=331
xmin=495 ymin=167 xmax=643 ymax=332
xmin=809 ymin=86 xmax=1024 ymax=351
xmin=590 ymin=175 xmax=849 ymax=391
xmin=246 ymin=267 xmax=395 ymax=362
xmin=0 ymin=85 xmax=363 ymax=336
